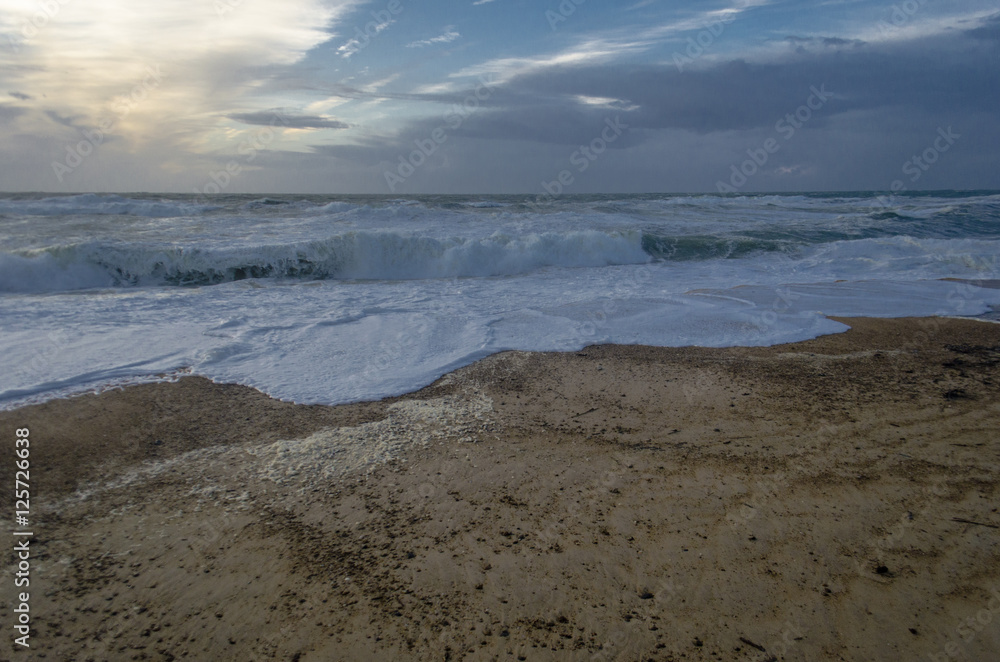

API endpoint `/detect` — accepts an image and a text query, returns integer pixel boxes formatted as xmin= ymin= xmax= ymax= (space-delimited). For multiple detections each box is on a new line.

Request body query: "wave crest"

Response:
xmin=0 ymin=230 xmax=650 ymax=292
xmin=0 ymin=194 xmax=218 ymax=218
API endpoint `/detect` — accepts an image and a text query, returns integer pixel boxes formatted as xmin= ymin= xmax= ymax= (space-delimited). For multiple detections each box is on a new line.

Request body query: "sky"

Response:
xmin=0 ymin=0 xmax=998 ymax=194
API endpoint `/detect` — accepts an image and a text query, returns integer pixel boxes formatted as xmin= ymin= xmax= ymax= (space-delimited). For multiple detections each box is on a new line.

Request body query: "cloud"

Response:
xmin=967 ymin=13 xmax=1000 ymax=41
xmin=784 ymin=35 xmax=867 ymax=49
xmin=440 ymin=2 xmax=771 ymax=90
xmin=848 ymin=6 xmax=1000 ymax=45
xmin=474 ymin=15 xmax=1000 ymax=136
xmin=337 ymin=15 xmax=393 ymax=59
xmin=0 ymin=0 xmax=361 ymax=151
xmin=311 ymin=14 xmax=999 ymax=193
xmin=443 ymin=38 xmax=642 ymax=90
xmin=406 ymin=27 xmax=461 ymax=48
xmin=43 ymin=110 xmax=86 ymax=130
xmin=230 ymin=111 xmax=349 ymax=130
xmin=0 ymin=104 xmax=25 ymax=124
xmin=1 ymin=0 xmax=996 ymax=193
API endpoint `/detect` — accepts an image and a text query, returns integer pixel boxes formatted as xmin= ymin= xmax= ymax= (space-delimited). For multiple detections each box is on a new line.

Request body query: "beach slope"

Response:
xmin=2 ymin=317 xmax=999 ymax=661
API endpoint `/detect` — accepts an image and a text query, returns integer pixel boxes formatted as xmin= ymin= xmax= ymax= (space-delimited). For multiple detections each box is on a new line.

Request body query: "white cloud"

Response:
xmin=367 ymin=73 xmax=401 ymax=90
xmin=409 ymin=81 xmax=458 ymax=95
xmin=710 ymin=7 xmax=1000 ymax=66
xmin=0 ymin=0 xmax=360 ymax=155
xmin=427 ymin=1 xmax=771 ymax=92
xmin=849 ymin=7 xmax=999 ymax=44
xmin=406 ymin=27 xmax=460 ymax=48
xmin=444 ymin=37 xmax=640 ymax=88
xmin=336 ymin=15 xmax=393 ymax=59
xmin=574 ymin=95 xmax=640 ymax=111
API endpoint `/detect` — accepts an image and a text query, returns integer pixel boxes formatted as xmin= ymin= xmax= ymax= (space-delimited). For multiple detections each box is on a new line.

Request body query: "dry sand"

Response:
xmin=2 ymin=316 xmax=999 ymax=661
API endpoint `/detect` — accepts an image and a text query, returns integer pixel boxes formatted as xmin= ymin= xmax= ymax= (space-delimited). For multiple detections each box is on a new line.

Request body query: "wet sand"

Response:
xmin=2 ymin=316 xmax=999 ymax=661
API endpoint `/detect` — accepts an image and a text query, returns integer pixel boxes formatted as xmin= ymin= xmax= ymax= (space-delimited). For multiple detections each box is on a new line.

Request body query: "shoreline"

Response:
xmin=4 ymin=272 xmax=1000 ymax=415
xmin=2 ymin=316 xmax=999 ymax=660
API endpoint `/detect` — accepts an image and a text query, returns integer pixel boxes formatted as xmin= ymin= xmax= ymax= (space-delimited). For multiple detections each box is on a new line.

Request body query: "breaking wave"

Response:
xmin=0 ymin=230 xmax=652 ymax=292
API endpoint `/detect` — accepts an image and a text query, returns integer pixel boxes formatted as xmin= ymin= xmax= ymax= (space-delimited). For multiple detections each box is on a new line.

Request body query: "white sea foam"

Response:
xmin=0 ymin=193 xmax=217 ymax=217
xmin=2 ymin=193 xmax=999 ymax=409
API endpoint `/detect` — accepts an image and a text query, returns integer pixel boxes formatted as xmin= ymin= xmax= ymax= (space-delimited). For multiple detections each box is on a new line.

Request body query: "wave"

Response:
xmin=867 ymin=210 xmax=917 ymax=221
xmin=4 ymin=226 xmax=997 ymax=294
xmin=641 ymin=233 xmax=797 ymax=260
xmin=0 ymin=230 xmax=651 ymax=292
xmin=0 ymin=194 xmax=218 ymax=218
xmin=462 ymin=201 xmax=509 ymax=208
xmin=239 ymin=197 xmax=292 ymax=210
xmin=239 ymin=198 xmax=360 ymax=214
xmin=314 ymin=201 xmax=360 ymax=214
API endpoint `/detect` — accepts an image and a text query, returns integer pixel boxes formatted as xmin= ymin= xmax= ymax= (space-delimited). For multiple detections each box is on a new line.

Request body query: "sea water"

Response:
xmin=1 ymin=191 xmax=999 ymax=409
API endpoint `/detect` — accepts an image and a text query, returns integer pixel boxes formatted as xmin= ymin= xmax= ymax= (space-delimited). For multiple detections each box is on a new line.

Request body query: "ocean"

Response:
xmin=2 ymin=191 xmax=999 ymax=410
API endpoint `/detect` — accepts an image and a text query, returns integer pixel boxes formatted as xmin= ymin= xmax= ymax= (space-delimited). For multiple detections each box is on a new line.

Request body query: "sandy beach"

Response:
xmin=2 ymin=316 xmax=999 ymax=661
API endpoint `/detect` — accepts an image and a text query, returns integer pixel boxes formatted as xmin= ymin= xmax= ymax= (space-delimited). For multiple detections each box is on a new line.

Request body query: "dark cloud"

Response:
xmin=8 ymin=91 xmax=31 ymax=100
xmin=348 ymin=15 xmax=999 ymax=157
xmin=784 ymin=35 xmax=867 ymax=49
xmin=230 ymin=110 xmax=350 ymax=129
xmin=302 ymin=16 xmax=1000 ymax=193
xmin=497 ymin=25 xmax=998 ymax=137
xmin=966 ymin=13 xmax=1000 ymax=41
xmin=44 ymin=110 xmax=86 ymax=130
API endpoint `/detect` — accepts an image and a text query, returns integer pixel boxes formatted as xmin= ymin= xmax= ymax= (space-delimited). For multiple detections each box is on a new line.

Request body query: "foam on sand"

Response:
xmin=247 ymin=394 xmax=495 ymax=487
